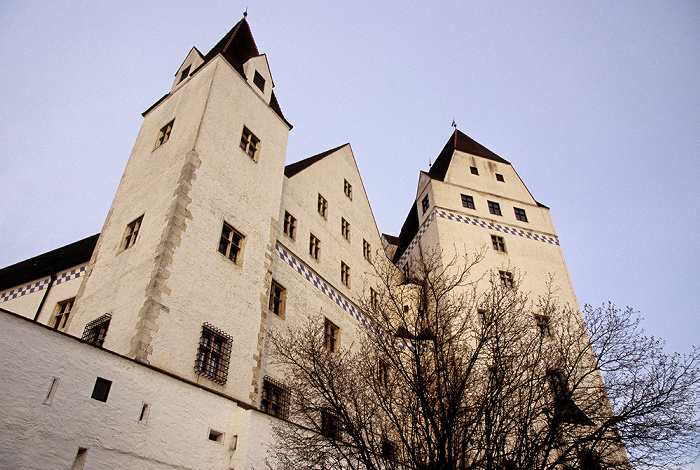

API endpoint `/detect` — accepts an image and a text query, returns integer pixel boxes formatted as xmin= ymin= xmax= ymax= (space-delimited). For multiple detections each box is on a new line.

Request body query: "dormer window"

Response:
xmin=178 ymin=65 xmax=191 ymax=84
xmin=253 ymin=71 xmax=265 ymax=92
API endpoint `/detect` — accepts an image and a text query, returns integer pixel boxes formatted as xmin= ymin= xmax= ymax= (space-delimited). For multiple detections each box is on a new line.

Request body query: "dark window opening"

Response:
xmin=470 ymin=166 xmax=479 ymax=175
xmin=514 ymin=207 xmax=528 ymax=222
xmin=91 ymin=377 xmax=112 ymax=402
xmin=461 ymin=194 xmax=475 ymax=209
xmin=496 ymin=173 xmax=505 ymax=182
xmin=179 ymin=65 xmax=191 ymax=83
xmin=195 ymin=324 xmax=232 ymax=384
xmin=488 ymin=200 xmax=502 ymax=216
xmin=253 ymin=70 xmax=265 ymax=91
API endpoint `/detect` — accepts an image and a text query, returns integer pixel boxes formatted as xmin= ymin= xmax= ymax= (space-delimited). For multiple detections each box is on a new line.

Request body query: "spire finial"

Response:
xmin=243 ymin=8 xmax=248 ymax=18
xmin=451 ymin=119 xmax=457 ymax=130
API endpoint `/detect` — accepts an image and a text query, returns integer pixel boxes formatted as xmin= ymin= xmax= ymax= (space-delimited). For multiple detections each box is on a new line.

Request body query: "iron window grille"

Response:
xmin=461 ymin=194 xmax=475 ymax=209
xmin=219 ymin=222 xmax=244 ymax=263
xmin=491 ymin=235 xmax=506 ymax=252
xmin=240 ymin=126 xmax=260 ymax=160
xmin=514 ymin=207 xmax=528 ymax=222
xmin=321 ymin=410 xmax=342 ymax=440
xmin=261 ymin=378 xmax=289 ymax=419
xmin=82 ymin=314 xmax=111 ymax=347
xmin=283 ymin=211 xmax=296 ymax=240
xmin=52 ymin=297 xmax=74 ymax=331
xmin=122 ymin=215 xmax=143 ymax=250
xmin=195 ymin=323 xmax=232 ymax=384
xmin=488 ymin=200 xmax=502 ymax=216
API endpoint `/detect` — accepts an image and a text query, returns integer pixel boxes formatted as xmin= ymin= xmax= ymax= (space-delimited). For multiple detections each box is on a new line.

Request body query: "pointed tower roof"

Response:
xmin=427 ymin=130 xmax=510 ymax=181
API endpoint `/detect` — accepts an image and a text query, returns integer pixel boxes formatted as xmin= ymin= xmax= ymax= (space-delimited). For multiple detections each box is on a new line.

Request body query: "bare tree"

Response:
xmin=267 ymin=250 xmax=699 ymax=470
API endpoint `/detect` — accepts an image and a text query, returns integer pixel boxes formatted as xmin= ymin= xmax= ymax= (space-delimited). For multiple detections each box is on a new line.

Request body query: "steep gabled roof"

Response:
xmin=0 ymin=234 xmax=98 ymax=292
xmin=392 ymin=202 xmax=420 ymax=263
xmin=428 ymin=130 xmax=510 ymax=182
xmin=284 ymin=144 xmax=350 ymax=178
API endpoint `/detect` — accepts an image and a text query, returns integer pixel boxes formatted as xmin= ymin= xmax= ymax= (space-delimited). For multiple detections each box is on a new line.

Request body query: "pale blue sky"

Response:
xmin=1 ymin=0 xmax=698 ymax=365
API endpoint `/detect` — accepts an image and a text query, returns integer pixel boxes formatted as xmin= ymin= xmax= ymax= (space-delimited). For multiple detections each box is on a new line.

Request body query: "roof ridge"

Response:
xmin=284 ymin=143 xmax=350 ymax=177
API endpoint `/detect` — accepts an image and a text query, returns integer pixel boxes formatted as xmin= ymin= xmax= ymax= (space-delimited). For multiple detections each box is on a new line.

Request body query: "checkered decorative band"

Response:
xmin=275 ymin=242 xmax=418 ymax=352
xmin=396 ymin=209 xmax=559 ymax=268
xmin=0 ymin=266 xmax=86 ymax=303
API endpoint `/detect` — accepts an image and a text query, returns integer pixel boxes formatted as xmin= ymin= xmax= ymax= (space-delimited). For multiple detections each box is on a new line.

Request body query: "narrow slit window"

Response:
xmin=43 ymin=377 xmax=60 ymax=405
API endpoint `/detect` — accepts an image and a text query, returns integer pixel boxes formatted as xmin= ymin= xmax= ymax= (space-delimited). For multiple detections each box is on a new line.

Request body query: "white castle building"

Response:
xmin=0 ymin=18 xmax=583 ymax=469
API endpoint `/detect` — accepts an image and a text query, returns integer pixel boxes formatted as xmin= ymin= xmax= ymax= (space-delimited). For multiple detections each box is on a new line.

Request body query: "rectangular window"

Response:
xmin=496 ymin=173 xmax=505 ymax=182
xmin=370 ymin=288 xmax=378 ymax=310
xmin=324 ymin=318 xmax=339 ymax=353
xmin=461 ymin=194 xmax=475 ymax=209
xmin=341 ymin=218 xmax=350 ymax=241
xmin=122 ymin=215 xmax=143 ymax=250
xmin=488 ymin=201 xmax=502 ymax=216
xmin=283 ymin=211 xmax=296 ymax=240
xmin=341 ymin=262 xmax=350 ymax=287
xmin=535 ymin=315 xmax=551 ymax=337
xmin=381 ymin=438 xmax=396 ymax=461
xmin=178 ymin=65 xmax=191 ymax=84
xmin=344 ymin=179 xmax=352 ymax=200
xmin=378 ymin=360 xmax=389 ymax=388
xmin=154 ymin=119 xmax=174 ymax=149
xmin=499 ymin=270 xmax=514 ymax=288
xmin=91 ymin=377 xmax=112 ymax=402
xmin=514 ymin=207 xmax=528 ymax=222
xmin=363 ymin=239 xmax=371 ymax=261
xmin=321 ymin=410 xmax=342 ymax=440
xmin=253 ymin=70 xmax=266 ymax=91
xmin=421 ymin=194 xmax=430 ymax=213
xmin=491 ymin=235 xmax=506 ymax=252
xmin=470 ymin=166 xmax=479 ymax=175
xmin=240 ymin=126 xmax=260 ymax=160
xmin=52 ymin=297 xmax=75 ymax=331
xmin=477 ymin=309 xmax=487 ymax=323
xmin=269 ymin=280 xmax=286 ymax=317
xmin=218 ymin=222 xmax=244 ymax=264
xmin=318 ymin=194 xmax=328 ymax=218
xmin=309 ymin=234 xmax=320 ymax=260
xmin=82 ymin=314 xmax=111 ymax=347
xmin=261 ymin=378 xmax=289 ymax=419
xmin=195 ymin=323 xmax=232 ymax=384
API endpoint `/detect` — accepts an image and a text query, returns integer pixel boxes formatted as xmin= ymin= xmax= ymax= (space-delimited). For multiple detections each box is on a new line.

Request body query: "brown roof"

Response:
xmin=428 ymin=129 xmax=510 ymax=181
xmin=284 ymin=144 xmax=350 ymax=177
xmin=0 ymin=234 xmax=98 ymax=292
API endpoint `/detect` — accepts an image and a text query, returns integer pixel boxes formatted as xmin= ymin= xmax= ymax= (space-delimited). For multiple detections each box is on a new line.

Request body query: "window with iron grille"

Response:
xmin=122 ymin=215 xmax=143 ymax=250
xmin=344 ymin=179 xmax=352 ymax=200
xmin=154 ymin=119 xmax=174 ymax=150
xmin=461 ymin=194 xmax=475 ymax=209
xmin=269 ymin=280 xmax=286 ymax=317
xmin=341 ymin=218 xmax=350 ymax=241
xmin=363 ymin=239 xmax=372 ymax=261
xmin=261 ymin=378 xmax=289 ymax=419
xmin=195 ymin=323 xmax=232 ymax=384
xmin=240 ymin=126 xmax=260 ymax=160
xmin=514 ymin=207 xmax=528 ymax=222
xmin=321 ymin=409 xmax=342 ymax=440
xmin=283 ymin=211 xmax=296 ymax=240
xmin=318 ymin=194 xmax=328 ymax=218
xmin=499 ymin=270 xmax=514 ymax=288
xmin=82 ymin=314 xmax=111 ymax=347
xmin=218 ymin=222 xmax=244 ymax=264
xmin=488 ymin=200 xmax=502 ymax=216
xmin=491 ymin=235 xmax=506 ymax=252
xmin=324 ymin=318 xmax=339 ymax=353
xmin=341 ymin=262 xmax=350 ymax=287
xmin=52 ymin=297 xmax=74 ymax=331
xmin=421 ymin=194 xmax=430 ymax=213
xmin=309 ymin=233 xmax=320 ymax=260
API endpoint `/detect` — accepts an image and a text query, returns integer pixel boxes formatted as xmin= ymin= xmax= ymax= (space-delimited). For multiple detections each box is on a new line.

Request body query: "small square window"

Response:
xmin=341 ymin=262 xmax=350 ymax=287
xmin=499 ymin=270 xmax=514 ymax=288
xmin=461 ymin=194 xmax=475 ymax=209
xmin=91 ymin=377 xmax=112 ymax=402
xmin=421 ymin=195 xmax=430 ymax=213
xmin=309 ymin=234 xmax=320 ymax=260
xmin=341 ymin=218 xmax=350 ymax=241
xmin=496 ymin=173 xmax=505 ymax=182
xmin=344 ymin=179 xmax=352 ymax=200
xmin=283 ymin=211 xmax=296 ymax=240
xmin=363 ymin=239 xmax=371 ymax=261
xmin=240 ymin=126 xmax=260 ymax=160
xmin=318 ymin=194 xmax=328 ymax=218
xmin=154 ymin=120 xmax=174 ymax=150
xmin=269 ymin=280 xmax=286 ymax=317
xmin=52 ymin=297 xmax=75 ymax=331
xmin=253 ymin=70 xmax=265 ymax=92
xmin=122 ymin=215 xmax=143 ymax=250
xmin=321 ymin=409 xmax=342 ymax=440
xmin=82 ymin=314 xmax=111 ymax=347
xmin=178 ymin=65 xmax=191 ymax=84
xmin=488 ymin=201 xmax=502 ymax=216
xmin=535 ymin=315 xmax=551 ymax=337
xmin=491 ymin=235 xmax=506 ymax=252
xmin=514 ymin=207 xmax=528 ymax=222
xmin=195 ymin=324 xmax=232 ymax=384
xmin=470 ymin=166 xmax=479 ymax=175
xmin=218 ymin=222 xmax=244 ymax=264
xmin=261 ymin=378 xmax=289 ymax=419
xmin=324 ymin=318 xmax=339 ymax=353
xmin=208 ymin=429 xmax=224 ymax=443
